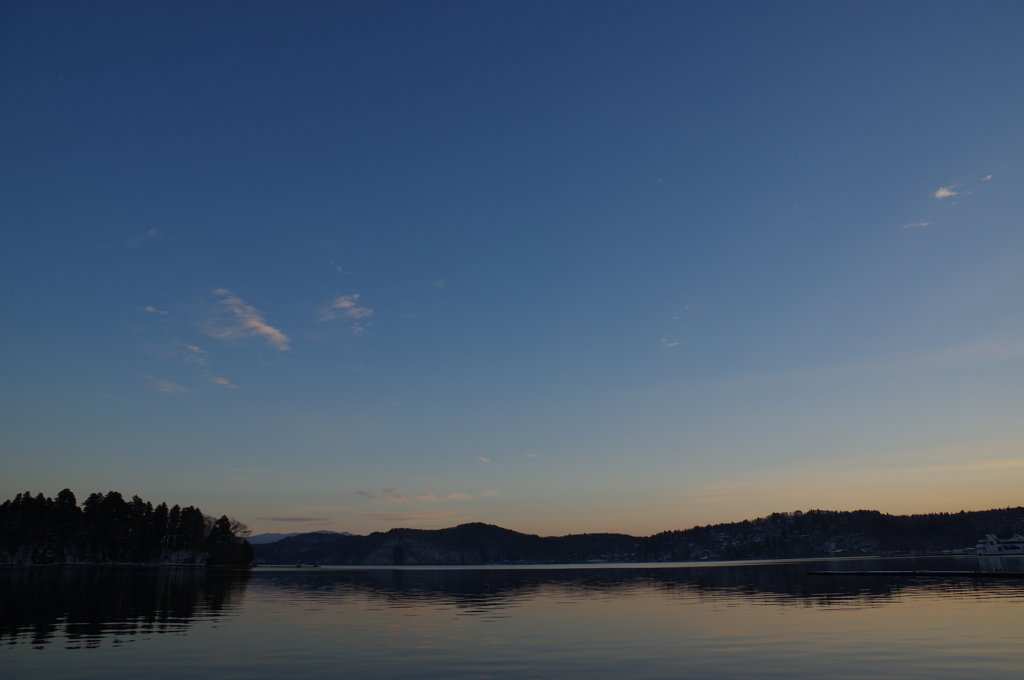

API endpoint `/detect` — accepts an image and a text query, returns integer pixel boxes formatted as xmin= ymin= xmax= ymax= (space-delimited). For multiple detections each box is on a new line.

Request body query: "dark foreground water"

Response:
xmin=3 ymin=556 xmax=1023 ymax=679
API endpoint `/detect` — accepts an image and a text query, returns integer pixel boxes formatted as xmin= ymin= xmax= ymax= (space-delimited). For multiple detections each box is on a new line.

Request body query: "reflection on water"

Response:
xmin=3 ymin=557 xmax=1024 ymax=680
xmin=1 ymin=567 xmax=250 ymax=649
xmin=978 ymin=554 xmax=1024 ymax=573
xmin=244 ymin=555 xmax=1024 ymax=619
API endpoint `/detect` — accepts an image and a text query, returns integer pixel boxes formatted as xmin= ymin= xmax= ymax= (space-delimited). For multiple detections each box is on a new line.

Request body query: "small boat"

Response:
xmin=975 ymin=534 xmax=1024 ymax=555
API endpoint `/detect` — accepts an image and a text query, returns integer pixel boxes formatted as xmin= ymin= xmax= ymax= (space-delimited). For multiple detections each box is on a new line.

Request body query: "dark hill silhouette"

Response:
xmin=8 ymin=490 xmax=1021 ymax=567
xmin=253 ymin=508 xmax=1024 ymax=565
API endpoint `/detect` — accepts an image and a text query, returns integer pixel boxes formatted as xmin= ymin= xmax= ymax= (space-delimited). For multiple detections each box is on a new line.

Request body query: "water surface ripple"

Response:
xmin=3 ymin=556 xmax=1023 ymax=679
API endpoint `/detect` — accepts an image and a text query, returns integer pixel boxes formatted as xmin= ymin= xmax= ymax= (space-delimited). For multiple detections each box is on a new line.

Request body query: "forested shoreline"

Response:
xmin=7 ymin=488 xmax=1023 ymax=568
xmin=0 ymin=490 xmax=253 ymax=567
xmin=253 ymin=507 xmax=1024 ymax=565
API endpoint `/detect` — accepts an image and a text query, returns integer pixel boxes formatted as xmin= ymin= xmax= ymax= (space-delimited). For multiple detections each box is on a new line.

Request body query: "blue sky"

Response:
xmin=2 ymin=1 xmax=1023 ymax=536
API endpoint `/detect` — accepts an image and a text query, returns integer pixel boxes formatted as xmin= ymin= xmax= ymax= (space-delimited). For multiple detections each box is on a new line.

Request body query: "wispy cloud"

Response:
xmin=356 ymin=490 xmax=379 ymax=500
xmin=320 ymin=294 xmax=373 ymax=321
xmin=480 ymin=490 xmax=503 ymax=498
xmin=934 ymin=185 xmax=958 ymax=199
xmin=255 ymin=516 xmax=332 ymax=524
xmin=681 ymin=446 xmax=1024 ymax=519
xmin=206 ymin=375 xmax=237 ymax=389
xmin=227 ymin=467 xmax=289 ymax=475
xmin=180 ymin=344 xmax=208 ymax=366
xmin=904 ymin=340 xmax=1024 ymax=370
xmin=126 ymin=228 xmax=170 ymax=247
xmin=143 ymin=306 xmax=168 ymax=315
xmin=982 ymin=175 xmax=993 ymax=181
xmin=143 ymin=374 xmax=189 ymax=396
xmin=902 ymin=222 xmax=930 ymax=229
xmin=416 ymin=492 xmax=473 ymax=502
xmin=415 ymin=491 xmax=471 ymax=501
xmin=524 ymin=453 xmax=538 ymax=458
xmin=382 ymin=488 xmax=409 ymax=501
xmin=476 ymin=456 xmax=491 ymax=463
xmin=920 ymin=459 xmax=1024 ymax=473
xmin=206 ymin=289 xmax=290 ymax=351
xmin=703 ymin=338 xmax=1024 ymax=393
xmin=360 ymin=511 xmax=469 ymax=523
xmin=660 ymin=339 xmax=679 ymax=348
xmin=434 ymin=279 xmax=446 ymax=291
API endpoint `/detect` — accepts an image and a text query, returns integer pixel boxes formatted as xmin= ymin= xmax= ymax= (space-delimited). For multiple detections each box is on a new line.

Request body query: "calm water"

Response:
xmin=3 ymin=556 xmax=1023 ymax=679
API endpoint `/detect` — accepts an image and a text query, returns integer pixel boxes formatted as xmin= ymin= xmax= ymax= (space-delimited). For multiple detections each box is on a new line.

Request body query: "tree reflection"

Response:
xmin=0 ymin=567 xmax=250 ymax=648
xmin=250 ymin=556 xmax=1024 ymax=615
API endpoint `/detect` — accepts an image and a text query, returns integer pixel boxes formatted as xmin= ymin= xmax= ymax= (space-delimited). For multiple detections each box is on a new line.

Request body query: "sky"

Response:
xmin=2 ymin=1 xmax=1023 ymax=537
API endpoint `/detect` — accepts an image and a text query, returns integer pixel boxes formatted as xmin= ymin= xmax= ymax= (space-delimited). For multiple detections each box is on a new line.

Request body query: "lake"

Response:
xmin=3 ymin=556 xmax=1023 ymax=679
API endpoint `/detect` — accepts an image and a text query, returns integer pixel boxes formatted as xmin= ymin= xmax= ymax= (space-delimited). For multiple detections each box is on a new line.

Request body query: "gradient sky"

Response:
xmin=2 ymin=1 xmax=1023 ymax=537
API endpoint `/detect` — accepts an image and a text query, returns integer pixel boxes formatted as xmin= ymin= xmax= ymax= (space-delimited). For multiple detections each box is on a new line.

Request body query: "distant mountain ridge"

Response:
xmin=248 ymin=530 xmax=351 ymax=545
xmin=252 ymin=507 xmax=1024 ymax=566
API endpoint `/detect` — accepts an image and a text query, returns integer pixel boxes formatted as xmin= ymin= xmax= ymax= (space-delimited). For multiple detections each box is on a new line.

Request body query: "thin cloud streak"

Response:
xmin=383 ymin=488 xmax=409 ymax=501
xmin=685 ymin=454 xmax=1024 ymax=513
xmin=320 ymin=294 xmax=373 ymax=321
xmin=207 ymin=289 xmax=290 ymax=350
xmin=360 ymin=511 xmax=469 ymax=523
xmin=126 ymin=228 xmax=170 ymax=247
xmin=255 ymin=516 xmax=332 ymax=524
xmin=920 ymin=459 xmax=1024 ymax=473
xmin=143 ymin=374 xmax=189 ymax=396
xmin=907 ymin=340 xmax=1024 ymax=370
xmin=703 ymin=338 xmax=1024 ymax=393
xmin=183 ymin=344 xmax=208 ymax=366
xmin=416 ymin=492 xmax=473 ymax=502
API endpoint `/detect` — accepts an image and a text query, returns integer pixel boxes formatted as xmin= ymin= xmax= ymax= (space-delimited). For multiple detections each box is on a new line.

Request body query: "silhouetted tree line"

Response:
xmin=254 ymin=507 xmax=1024 ymax=565
xmin=640 ymin=507 xmax=1024 ymax=561
xmin=0 ymin=489 xmax=253 ymax=566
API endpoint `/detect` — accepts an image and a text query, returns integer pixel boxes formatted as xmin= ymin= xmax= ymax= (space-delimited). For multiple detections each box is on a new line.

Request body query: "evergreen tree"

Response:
xmin=0 ymin=489 xmax=253 ymax=566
